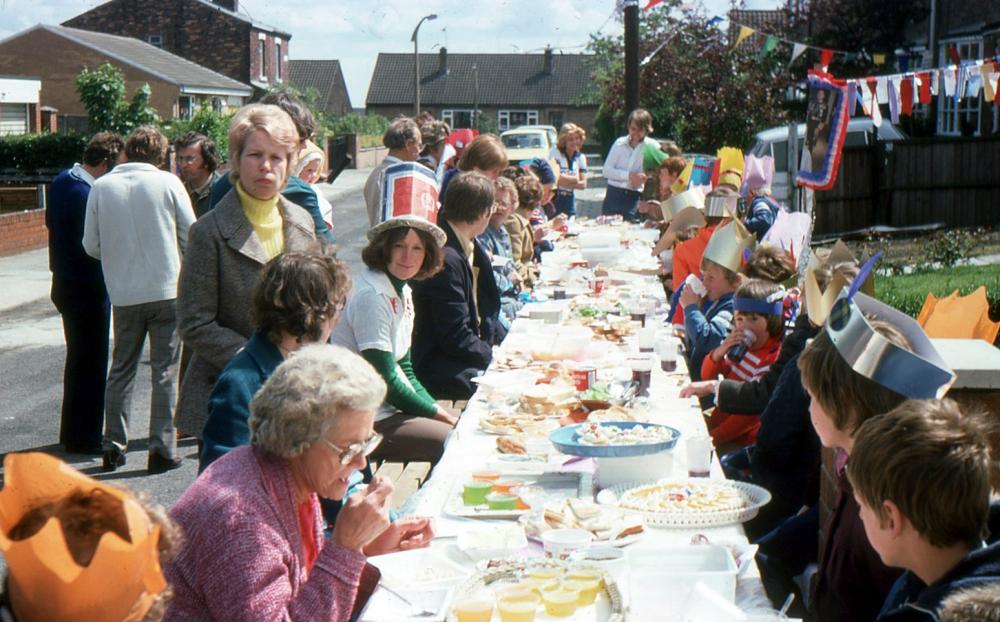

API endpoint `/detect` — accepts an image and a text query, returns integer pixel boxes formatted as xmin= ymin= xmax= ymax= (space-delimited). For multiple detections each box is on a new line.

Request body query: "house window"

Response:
xmin=146 ymin=34 xmax=163 ymax=48
xmin=258 ymin=39 xmax=266 ymax=81
xmin=0 ymin=103 xmax=29 ymax=135
xmin=442 ymin=109 xmax=475 ymax=129
xmin=936 ymin=39 xmax=981 ymax=136
xmin=548 ymin=110 xmax=564 ymax=130
xmin=212 ymin=97 xmax=223 ymax=113
xmin=178 ymin=96 xmax=193 ymax=120
xmin=275 ymin=42 xmax=282 ymax=82
xmin=497 ymin=110 xmax=538 ymax=131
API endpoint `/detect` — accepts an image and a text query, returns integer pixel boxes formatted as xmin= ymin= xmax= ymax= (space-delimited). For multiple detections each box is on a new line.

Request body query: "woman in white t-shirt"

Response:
xmin=330 ymin=214 xmax=455 ymax=464
xmin=549 ymin=123 xmax=588 ymax=217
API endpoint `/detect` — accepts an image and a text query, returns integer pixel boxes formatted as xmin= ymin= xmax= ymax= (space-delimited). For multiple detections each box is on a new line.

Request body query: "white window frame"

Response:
xmin=497 ymin=109 xmax=538 ymax=131
xmin=936 ymin=38 xmax=981 ymax=136
xmin=274 ymin=42 xmax=282 ymax=83
xmin=258 ymin=39 xmax=267 ymax=82
xmin=0 ymin=103 xmax=29 ymax=135
xmin=441 ymin=109 xmax=475 ymax=129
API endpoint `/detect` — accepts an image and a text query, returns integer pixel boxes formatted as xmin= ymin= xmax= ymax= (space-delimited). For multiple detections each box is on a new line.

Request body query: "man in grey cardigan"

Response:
xmin=83 ymin=126 xmax=196 ymax=474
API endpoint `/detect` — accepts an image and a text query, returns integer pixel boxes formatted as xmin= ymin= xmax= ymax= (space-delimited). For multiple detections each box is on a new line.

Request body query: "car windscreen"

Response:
xmin=502 ymin=134 xmax=544 ymax=149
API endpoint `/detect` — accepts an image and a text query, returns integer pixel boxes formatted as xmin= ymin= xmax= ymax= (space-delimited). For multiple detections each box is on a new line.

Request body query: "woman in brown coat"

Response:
xmin=175 ymin=104 xmax=317 ymax=441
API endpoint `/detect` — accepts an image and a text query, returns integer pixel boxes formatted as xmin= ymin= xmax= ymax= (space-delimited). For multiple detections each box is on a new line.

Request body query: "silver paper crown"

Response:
xmin=705 ymin=194 xmax=738 ymax=218
xmin=826 ymin=288 xmax=956 ymax=399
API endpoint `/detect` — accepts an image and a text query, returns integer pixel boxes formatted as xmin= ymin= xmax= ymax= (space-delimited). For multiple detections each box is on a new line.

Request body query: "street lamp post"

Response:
xmin=411 ymin=13 xmax=438 ymax=116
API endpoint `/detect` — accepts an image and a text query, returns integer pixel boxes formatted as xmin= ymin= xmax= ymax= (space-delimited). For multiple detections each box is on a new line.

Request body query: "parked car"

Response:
xmin=500 ymin=127 xmax=554 ymax=164
xmin=750 ymin=119 xmax=906 ymax=204
xmin=519 ymin=124 xmax=559 ymax=147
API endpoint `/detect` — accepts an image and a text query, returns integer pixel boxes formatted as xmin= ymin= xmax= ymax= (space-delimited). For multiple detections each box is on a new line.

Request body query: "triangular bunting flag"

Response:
xmin=759 ymin=35 xmax=779 ymax=57
xmin=944 ymin=67 xmax=957 ymax=97
xmin=873 ymin=53 xmax=886 ymax=65
xmin=820 ymin=48 xmax=834 ymax=69
xmin=847 ymin=81 xmax=858 ymax=116
xmin=982 ymin=63 xmax=998 ymax=102
xmin=867 ymin=78 xmax=882 ymax=127
xmin=790 ymin=43 xmax=808 ymax=64
xmin=643 ymin=0 xmax=666 ymax=10
xmin=735 ymin=26 xmax=754 ymax=47
xmin=887 ymin=76 xmax=900 ymax=123
xmin=931 ymin=70 xmax=940 ymax=96
xmin=876 ymin=76 xmax=889 ymax=104
xmin=897 ymin=55 xmax=910 ymax=72
xmin=955 ymin=65 xmax=967 ymax=100
xmin=966 ymin=71 xmax=982 ymax=98
xmin=947 ymin=46 xmax=961 ymax=65
xmin=918 ymin=71 xmax=932 ymax=104
xmin=900 ymin=76 xmax=914 ymax=116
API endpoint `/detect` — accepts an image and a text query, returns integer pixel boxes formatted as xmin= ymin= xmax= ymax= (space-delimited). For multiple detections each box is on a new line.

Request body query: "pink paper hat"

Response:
xmin=742 ymin=154 xmax=774 ymax=195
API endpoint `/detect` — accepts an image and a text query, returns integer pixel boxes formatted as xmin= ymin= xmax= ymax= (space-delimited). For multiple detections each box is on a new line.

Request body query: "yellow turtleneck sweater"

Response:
xmin=236 ymin=182 xmax=284 ymax=260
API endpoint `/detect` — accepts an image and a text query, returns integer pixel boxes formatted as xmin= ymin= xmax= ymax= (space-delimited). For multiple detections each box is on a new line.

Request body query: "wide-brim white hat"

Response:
xmin=368 ymin=214 xmax=447 ymax=247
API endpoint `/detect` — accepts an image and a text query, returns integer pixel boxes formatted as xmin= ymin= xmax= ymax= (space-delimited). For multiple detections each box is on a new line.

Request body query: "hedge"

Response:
xmin=876 ymin=264 xmax=1000 ymax=344
xmin=0 ymin=133 xmax=89 ymax=175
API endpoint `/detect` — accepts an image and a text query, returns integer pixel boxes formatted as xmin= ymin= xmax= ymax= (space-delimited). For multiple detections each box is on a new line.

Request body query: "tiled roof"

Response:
xmin=189 ymin=0 xmax=291 ymax=38
xmin=288 ymin=60 xmax=352 ymax=115
xmin=36 ymin=25 xmax=252 ymax=94
xmin=365 ymin=51 xmax=597 ymax=107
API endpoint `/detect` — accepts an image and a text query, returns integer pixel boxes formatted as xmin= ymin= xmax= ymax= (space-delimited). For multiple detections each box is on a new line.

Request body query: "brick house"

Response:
xmin=0 ymin=77 xmax=42 ymax=135
xmin=62 ymin=0 xmax=290 ymax=92
xmin=288 ymin=60 xmax=352 ymax=117
xmin=366 ymin=48 xmax=598 ymax=138
xmin=0 ymin=25 xmax=252 ymax=133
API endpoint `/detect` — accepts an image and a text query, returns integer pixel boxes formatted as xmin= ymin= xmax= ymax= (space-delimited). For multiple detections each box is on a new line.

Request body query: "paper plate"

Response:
xmin=602 ymin=479 xmax=772 ymax=528
xmin=549 ymin=422 xmax=680 ymax=458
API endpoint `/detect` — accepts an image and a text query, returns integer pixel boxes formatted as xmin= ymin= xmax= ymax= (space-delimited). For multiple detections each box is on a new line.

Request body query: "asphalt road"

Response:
xmin=0 ymin=165 xmax=607 ymax=576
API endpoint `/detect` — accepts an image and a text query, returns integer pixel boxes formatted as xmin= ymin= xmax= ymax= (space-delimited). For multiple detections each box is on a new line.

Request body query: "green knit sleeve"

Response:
xmin=360 ymin=349 xmax=439 ymax=418
xmin=398 ymin=349 xmax=436 ymax=404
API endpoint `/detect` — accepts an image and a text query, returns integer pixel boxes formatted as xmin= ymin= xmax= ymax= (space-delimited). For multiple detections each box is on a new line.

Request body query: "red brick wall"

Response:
xmin=0 ymin=209 xmax=47 ymax=257
xmin=248 ymin=29 xmax=289 ymax=86
xmin=63 ymin=0 xmax=260 ymax=85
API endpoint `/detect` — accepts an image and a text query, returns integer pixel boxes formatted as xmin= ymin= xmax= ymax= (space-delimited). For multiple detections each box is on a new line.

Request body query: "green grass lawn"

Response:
xmin=876 ymin=264 xmax=1000 ymax=342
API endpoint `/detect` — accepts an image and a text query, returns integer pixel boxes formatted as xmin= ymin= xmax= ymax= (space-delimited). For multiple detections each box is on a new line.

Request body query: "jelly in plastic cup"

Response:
xmin=542 ymin=585 xmax=579 ymax=617
xmin=526 ymin=567 xmax=564 ymax=582
xmin=485 ymin=492 xmax=518 ymax=510
xmin=497 ymin=593 xmax=540 ymax=622
xmin=564 ymin=576 xmax=601 ymax=605
xmin=686 ymin=434 xmax=715 ymax=478
xmin=453 ymin=598 xmax=493 ymax=622
xmin=462 ymin=481 xmax=492 ymax=506
xmin=541 ymin=528 xmax=592 ymax=560
xmin=491 ymin=480 xmax=522 ymax=494
xmin=471 ymin=470 xmax=501 ymax=482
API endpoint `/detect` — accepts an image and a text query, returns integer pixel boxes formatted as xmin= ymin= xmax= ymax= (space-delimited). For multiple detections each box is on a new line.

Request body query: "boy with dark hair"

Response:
xmin=687 ymin=278 xmax=785 ymax=450
xmin=847 ymin=398 xmax=1000 ymax=622
xmin=797 ymin=280 xmax=956 ymax=622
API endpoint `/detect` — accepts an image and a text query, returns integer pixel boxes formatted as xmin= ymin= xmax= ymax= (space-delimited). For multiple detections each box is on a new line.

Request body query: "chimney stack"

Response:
xmin=543 ymin=45 xmax=553 ymax=75
xmin=439 ymin=47 xmax=448 ymax=74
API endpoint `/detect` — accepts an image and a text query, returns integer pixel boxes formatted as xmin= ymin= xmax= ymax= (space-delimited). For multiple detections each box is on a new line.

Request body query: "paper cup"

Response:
xmin=686 ymin=435 xmax=715 ymax=478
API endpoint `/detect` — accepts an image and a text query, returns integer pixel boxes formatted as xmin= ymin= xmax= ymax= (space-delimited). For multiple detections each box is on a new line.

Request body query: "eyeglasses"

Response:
xmin=176 ymin=155 xmax=201 ymax=165
xmin=323 ymin=432 xmax=383 ymax=465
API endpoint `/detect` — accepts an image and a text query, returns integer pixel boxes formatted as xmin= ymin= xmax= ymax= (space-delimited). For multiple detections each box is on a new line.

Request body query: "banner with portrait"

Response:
xmin=796 ymin=70 xmax=850 ymax=191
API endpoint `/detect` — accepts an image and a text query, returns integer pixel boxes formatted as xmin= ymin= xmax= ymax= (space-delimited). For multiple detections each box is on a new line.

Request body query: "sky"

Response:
xmin=0 ymin=0 xmax=781 ymax=108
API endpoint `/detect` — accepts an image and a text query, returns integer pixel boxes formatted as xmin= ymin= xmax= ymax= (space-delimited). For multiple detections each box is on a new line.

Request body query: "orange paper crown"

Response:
xmin=0 ymin=453 xmax=166 ymax=622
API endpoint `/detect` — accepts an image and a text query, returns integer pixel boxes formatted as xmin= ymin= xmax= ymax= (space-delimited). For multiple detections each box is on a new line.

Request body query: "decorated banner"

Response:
xmin=796 ymin=71 xmax=850 ymax=191
xmin=380 ymin=162 xmax=440 ymax=225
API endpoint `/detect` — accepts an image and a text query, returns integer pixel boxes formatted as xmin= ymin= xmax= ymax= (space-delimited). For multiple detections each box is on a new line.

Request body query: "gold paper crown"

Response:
xmin=664 ymin=187 xmax=707 ymax=228
xmin=0 ymin=453 xmax=166 ymax=622
xmin=702 ymin=207 xmax=756 ymax=274
xmin=669 ymin=160 xmax=694 ymax=195
xmin=716 ymin=147 xmax=744 ymax=189
xmin=803 ymin=240 xmax=875 ymax=324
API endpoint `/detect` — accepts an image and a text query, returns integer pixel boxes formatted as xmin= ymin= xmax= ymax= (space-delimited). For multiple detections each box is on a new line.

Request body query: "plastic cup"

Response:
xmin=542 ymin=584 xmax=579 ymax=617
xmin=541 ymin=528 xmax=592 ymax=560
xmin=491 ymin=480 xmax=522 ymax=494
xmin=526 ymin=567 xmax=564 ymax=582
xmin=655 ymin=336 xmax=679 ymax=372
xmin=486 ymin=492 xmax=518 ymax=510
xmin=636 ymin=325 xmax=656 ymax=353
xmin=626 ymin=354 xmax=654 ymax=397
xmin=686 ymin=434 xmax=715 ymax=478
xmin=453 ymin=598 xmax=494 ymax=622
xmin=472 ymin=470 xmax=501 ymax=482
xmin=497 ymin=592 xmax=540 ymax=622
xmin=463 ymin=481 xmax=492 ymax=506
xmin=564 ymin=575 xmax=601 ymax=605
xmin=574 ymin=547 xmax=626 ymax=584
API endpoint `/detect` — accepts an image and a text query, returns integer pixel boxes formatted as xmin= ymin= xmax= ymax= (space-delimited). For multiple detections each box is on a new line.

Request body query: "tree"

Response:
xmin=160 ymin=104 xmax=234 ymax=162
xmin=588 ymin=0 xmax=795 ymax=153
xmin=76 ymin=63 xmax=160 ymax=134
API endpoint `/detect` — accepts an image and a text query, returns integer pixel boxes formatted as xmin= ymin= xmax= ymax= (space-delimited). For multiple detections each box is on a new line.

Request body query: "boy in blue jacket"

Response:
xmin=848 ymin=398 xmax=1000 ymax=622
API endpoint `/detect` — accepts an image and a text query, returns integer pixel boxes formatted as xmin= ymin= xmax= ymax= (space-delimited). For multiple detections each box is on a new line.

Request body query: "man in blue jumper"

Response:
xmin=46 ymin=132 xmax=123 ymax=455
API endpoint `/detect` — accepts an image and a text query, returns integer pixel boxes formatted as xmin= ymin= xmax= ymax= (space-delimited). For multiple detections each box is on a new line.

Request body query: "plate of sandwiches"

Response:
xmin=520 ymin=498 xmax=645 ymax=547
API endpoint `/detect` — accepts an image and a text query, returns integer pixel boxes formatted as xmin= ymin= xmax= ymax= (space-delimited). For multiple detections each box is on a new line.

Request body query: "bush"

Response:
xmin=876 ymin=264 xmax=1000 ymax=343
xmin=161 ymin=106 xmax=234 ymax=163
xmin=0 ymin=133 xmax=89 ymax=174
xmin=76 ymin=63 xmax=159 ymax=134
xmin=326 ymin=113 xmax=390 ymax=137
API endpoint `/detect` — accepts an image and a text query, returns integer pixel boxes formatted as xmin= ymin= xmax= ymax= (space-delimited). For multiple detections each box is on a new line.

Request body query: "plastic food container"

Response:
xmin=627 ymin=545 xmax=738 ymax=613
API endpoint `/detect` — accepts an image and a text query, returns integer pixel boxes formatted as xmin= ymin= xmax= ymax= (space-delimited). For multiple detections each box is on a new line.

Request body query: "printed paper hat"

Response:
xmin=742 ymin=154 xmax=775 ymax=196
xmin=643 ymin=141 xmax=668 ymax=171
xmin=702 ymin=207 xmax=756 ymax=274
xmin=664 ymin=187 xmax=707 ymax=229
xmin=704 ymin=188 xmax=739 ymax=219
xmin=669 ymin=160 xmax=694 ymax=195
xmin=0 ymin=452 xmax=166 ymax=622
xmin=715 ymin=147 xmax=744 ymax=190
xmin=370 ymin=161 xmax=446 ymax=247
xmin=825 ymin=261 xmax=955 ymax=399
xmin=762 ymin=209 xmax=812 ymax=275
xmin=804 ymin=240 xmax=874 ymax=324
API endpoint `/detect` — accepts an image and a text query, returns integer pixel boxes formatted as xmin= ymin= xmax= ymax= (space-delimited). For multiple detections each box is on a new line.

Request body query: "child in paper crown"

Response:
xmin=847 ymin=398 xmax=1000 ymax=622
xmin=697 ymin=279 xmax=784 ymax=450
xmin=678 ymin=255 xmax=738 ymax=384
xmin=797 ymin=278 xmax=956 ymax=622
xmin=742 ymin=155 xmax=784 ymax=242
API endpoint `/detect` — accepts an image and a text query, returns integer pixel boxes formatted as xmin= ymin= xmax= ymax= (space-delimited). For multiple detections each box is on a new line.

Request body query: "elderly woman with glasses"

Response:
xmin=165 ymin=345 xmax=434 ymax=622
